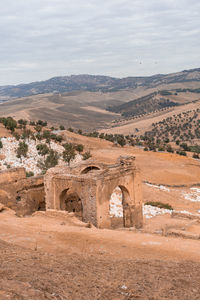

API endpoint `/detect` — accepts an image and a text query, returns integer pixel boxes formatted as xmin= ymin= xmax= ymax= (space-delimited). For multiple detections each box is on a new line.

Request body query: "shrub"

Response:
xmin=180 ymin=143 xmax=189 ymax=151
xmin=18 ymin=119 xmax=27 ymax=126
xmin=75 ymin=144 xmax=84 ymax=153
xmin=82 ymin=151 xmax=92 ymax=160
xmin=55 ymin=135 xmax=63 ymax=143
xmin=12 ymin=132 xmax=20 ymax=141
xmin=63 ymin=147 xmax=76 ymax=165
xmin=37 ymin=120 xmax=47 ymax=127
xmin=37 ymin=150 xmax=59 ymax=174
xmin=116 ymin=135 xmax=126 ymax=147
xmin=59 ymin=125 xmax=65 ymax=130
xmin=144 ymin=147 xmax=148 ymax=151
xmin=17 ymin=141 xmax=28 ymax=159
xmin=26 ymin=171 xmax=34 ymax=177
xmin=2 ymin=117 xmax=17 ymax=132
xmin=158 ymin=146 xmax=165 ymax=152
xmin=176 ymin=150 xmax=187 ymax=156
xmin=193 ymin=153 xmax=199 ymax=159
xmin=68 ymin=127 xmax=74 ymax=132
xmin=36 ymin=144 xmax=49 ymax=156
xmin=166 ymin=145 xmax=174 ymax=153
xmin=145 ymin=201 xmax=173 ymax=210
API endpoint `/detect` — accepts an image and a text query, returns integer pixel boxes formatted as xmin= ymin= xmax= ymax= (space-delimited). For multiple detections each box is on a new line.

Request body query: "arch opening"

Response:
xmin=60 ymin=189 xmax=83 ymax=220
xmin=81 ymin=166 xmax=100 ymax=175
xmin=109 ymin=185 xmax=131 ymax=229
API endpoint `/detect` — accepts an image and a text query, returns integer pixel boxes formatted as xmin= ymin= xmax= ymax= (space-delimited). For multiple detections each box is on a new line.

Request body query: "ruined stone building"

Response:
xmin=0 ymin=168 xmax=45 ymax=216
xmin=0 ymin=156 xmax=143 ymax=229
xmin=44 ymin=156 xmax=143 ymax=229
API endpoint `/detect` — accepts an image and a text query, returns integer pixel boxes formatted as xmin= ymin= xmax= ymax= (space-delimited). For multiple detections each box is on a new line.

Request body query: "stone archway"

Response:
xmin=80 ymin=166 xmax=100 ymax=175
xmin=109 ymin=185 xmax=131 ymax=229
xmin=59 ymin=189 xmax=83 ymax=220
xmin=45 ymin=156 xmax=143 ymax=228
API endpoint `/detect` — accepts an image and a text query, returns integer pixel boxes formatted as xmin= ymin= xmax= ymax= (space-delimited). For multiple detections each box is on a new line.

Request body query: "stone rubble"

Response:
xmin=182 ymin=187 xmax=200 ymax=202
xmin=143 ymin=205 xmax=172 ymax=219
xmin=145 ymin=182 xmax=170 ymax=192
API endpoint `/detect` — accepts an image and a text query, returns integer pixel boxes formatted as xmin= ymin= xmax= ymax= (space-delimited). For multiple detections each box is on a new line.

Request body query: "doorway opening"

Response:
xmin=60 ymin=189 xmax=83 ymax=220
xmin=109 ymin=185 xmax=131 ymax=229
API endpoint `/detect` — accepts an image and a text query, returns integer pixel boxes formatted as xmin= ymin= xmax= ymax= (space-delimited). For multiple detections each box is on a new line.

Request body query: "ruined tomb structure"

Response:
xmin=44 ymin=156 xmax=143 ymax=229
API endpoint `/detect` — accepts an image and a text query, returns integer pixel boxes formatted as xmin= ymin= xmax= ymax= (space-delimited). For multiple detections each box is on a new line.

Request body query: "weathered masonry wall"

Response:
xmin=0 ymin=168 xmax=45 ymax=216
xmin=45 ymin=156 xmax=143 ymax=229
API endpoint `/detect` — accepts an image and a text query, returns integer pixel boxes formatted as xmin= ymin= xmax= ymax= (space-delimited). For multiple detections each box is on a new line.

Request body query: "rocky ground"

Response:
xmin=0 ymin=137 xmax=82 ymax=175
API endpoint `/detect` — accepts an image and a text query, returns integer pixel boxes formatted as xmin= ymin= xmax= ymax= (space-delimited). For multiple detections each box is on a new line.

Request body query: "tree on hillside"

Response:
xmin=2 ymin=117 xmax=17 ymax=132
xmin=34 ymin=125 xmax=42 ymax=133
xmin=18 ymin=119 xmax=27 ymax=126
xmin=75 ymin=144 xmax=84 ymax=154
xmin=59 ymin=125 xmax=65 ymax=130
xmin=16 ymin=141 xmax=28 ymax=160
xmin=21 ymin=129 xmax=32 ymax=141
xmin=37 ymin=149 xmax=59 ymax=174
xmin=63 ymin=146 xmax=76 ymax=166
xmin=36 ymin=144 xmax=50 ymax=157
xmin=12 ymin=132 xmax=20 ymax=141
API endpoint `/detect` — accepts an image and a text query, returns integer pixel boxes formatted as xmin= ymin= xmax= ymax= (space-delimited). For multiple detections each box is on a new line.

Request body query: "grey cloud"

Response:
xmin=0 ymin=0 xmax=199 ymax=84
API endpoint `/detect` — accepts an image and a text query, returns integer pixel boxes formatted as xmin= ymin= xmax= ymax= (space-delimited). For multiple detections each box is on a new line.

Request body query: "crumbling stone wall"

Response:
xmin=45 ymin=156 xmax=143 ymax=229
xmin=0 ymin=168 xmax=44 ymax=216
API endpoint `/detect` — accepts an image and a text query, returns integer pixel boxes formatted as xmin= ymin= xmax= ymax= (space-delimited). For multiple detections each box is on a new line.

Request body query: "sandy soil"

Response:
xmin=1 ymin=209 xmax=200 ymax=299
xmin=0 ymin=124 xmax=12 ymax=138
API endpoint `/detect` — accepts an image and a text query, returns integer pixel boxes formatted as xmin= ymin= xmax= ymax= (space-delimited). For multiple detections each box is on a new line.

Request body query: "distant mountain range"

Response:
xmin=0 ymin=68 xmax=200 ymax=99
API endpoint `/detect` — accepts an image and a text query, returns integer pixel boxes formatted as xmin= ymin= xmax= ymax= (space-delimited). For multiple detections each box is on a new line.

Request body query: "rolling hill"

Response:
xmin=0 ymin=67 xmax=200 ymax=99
xmin=0 ymin=67 xmax=200 ymax=131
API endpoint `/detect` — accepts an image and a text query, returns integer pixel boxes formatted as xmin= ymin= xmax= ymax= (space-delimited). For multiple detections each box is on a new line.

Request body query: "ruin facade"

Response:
xmin=0 ymin=168 xmax=45 ymax=216
xmin=44 ymin=156 xmax=143 ymax=229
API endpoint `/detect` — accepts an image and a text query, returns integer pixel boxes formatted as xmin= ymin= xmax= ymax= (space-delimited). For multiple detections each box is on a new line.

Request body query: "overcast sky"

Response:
xmin=0 ymin=0 xmax=200 ymax=85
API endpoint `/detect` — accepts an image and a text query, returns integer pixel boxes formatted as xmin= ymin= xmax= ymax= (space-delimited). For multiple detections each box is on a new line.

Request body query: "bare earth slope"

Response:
xmin=1 ymin=209 xmax=200 ymax=299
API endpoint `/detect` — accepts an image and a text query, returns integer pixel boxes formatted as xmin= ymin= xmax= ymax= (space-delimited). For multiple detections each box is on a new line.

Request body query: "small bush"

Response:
xmin=82 ymin=151 xmax=92 ymax=160
xmin=17 ymin=141 xmax=28 ymax=158
xmin=75 ymin=144 xmax=84 ymax=153
xmin=176 ymin=150 xmax=187 ymax=156
xmin=26 ymin=171 xmax=34 ymax=177
xmin=166 ymin=145 xmax=174 ymax=153
xmin=158 ymin=147 xmax=165 ymax=152
xmin=145 ymin=201 xmax=173 ymax=210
